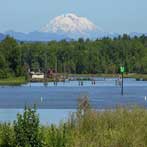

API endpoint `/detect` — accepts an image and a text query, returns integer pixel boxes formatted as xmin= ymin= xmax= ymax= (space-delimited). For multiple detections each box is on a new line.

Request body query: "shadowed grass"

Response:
xmin=0 ymin=76 xmax=26 ymax=86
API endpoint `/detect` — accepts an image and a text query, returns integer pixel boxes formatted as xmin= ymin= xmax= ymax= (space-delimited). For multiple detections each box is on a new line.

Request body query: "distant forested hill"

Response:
xmin=0 ymin=34 xmax=147 ymax=78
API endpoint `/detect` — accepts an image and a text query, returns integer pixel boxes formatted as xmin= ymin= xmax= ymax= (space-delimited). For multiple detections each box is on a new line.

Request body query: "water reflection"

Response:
xmin=22 ymin=78 xmax=141 ymax=87
xmin=0 ymin=109 xmax=76 ymax=125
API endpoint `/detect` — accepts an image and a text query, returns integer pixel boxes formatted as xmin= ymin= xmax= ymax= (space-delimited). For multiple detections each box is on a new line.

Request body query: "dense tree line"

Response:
xmin=0 ymin=35 xmax=147 ymax=78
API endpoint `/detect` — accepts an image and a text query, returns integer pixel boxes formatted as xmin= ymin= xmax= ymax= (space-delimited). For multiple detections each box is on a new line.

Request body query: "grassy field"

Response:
xmin=0 ymin=76 xmax=27 ymax=85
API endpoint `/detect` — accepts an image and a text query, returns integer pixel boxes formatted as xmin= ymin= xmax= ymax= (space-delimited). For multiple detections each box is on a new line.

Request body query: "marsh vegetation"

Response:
xmin=1 ymin=99 xmax=147 ymax=147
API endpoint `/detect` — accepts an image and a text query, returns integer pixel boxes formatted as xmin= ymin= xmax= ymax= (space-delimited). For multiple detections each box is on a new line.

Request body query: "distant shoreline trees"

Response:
xmin=0 ymin=34 xmax=147 ymax=78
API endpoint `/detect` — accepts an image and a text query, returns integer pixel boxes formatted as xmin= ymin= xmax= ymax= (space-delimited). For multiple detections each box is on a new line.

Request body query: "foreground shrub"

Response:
xmin=0 ymin=123 xmax=14 ymax=147
xmin=13 ymin=106 xmax=43 ymax=147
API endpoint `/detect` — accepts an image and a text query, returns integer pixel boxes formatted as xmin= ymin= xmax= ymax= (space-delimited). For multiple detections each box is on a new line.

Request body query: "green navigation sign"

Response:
xmin=120 ymin=66 xmax=125 ymax=73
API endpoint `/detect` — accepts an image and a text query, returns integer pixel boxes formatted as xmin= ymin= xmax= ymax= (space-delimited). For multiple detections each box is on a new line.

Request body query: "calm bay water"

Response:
xmin=0 ymin=109 xmax=76 ymax=125
xmin=0 ymin=78 xmax=147 ymax=124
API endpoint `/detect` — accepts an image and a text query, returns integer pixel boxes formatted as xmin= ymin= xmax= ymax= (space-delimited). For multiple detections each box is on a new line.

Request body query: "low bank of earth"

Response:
xmin=0 ymin=76 xmax=27 ymax=86
xmin=0 ymin=73 xmax=147 ymax=86
xmin=69 ymin=73 xmax=147 ymax=81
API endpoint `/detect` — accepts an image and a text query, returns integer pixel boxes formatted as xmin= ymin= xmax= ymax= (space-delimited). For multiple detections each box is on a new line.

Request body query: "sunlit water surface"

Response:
xmin=0 ymin=78 xmax=147 ymax=124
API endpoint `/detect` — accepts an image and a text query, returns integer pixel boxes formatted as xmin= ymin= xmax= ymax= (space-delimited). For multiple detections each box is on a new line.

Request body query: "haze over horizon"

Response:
xmin=0 ymin=0 xmax=147 ymax=34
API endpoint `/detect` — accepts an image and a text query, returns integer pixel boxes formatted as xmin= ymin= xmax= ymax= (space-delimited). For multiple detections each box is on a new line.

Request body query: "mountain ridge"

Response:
xmin=0 ymin=33 xmax=5 ymax=41
xmin=2 ymin=31 xmax=147 ymax=42
xmin=4 ymin=31 xmax=71 ymax=42
xmin=2 ymin=13 xmax=147 ymax=42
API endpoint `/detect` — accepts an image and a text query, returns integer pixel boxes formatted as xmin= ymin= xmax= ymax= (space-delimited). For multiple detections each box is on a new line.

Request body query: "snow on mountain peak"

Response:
xmin=40 ymin=13 xmax=102 ymax=36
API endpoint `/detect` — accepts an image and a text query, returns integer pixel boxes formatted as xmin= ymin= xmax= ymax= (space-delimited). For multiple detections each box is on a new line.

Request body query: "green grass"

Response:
xmin=42 ymin=106 xmax=147 ymax=147
xmin=125 ymin=73 xmax=147 ymax=81
xmin=0 ymin=76 xmax=27 ymax=85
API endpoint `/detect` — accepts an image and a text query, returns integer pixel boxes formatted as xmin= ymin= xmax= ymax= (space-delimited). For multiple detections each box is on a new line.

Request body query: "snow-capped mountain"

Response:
xmin=2 ymin=13 xmax=147 ymax=41
xmin=40 ymin=13 xmax=105 ymax=39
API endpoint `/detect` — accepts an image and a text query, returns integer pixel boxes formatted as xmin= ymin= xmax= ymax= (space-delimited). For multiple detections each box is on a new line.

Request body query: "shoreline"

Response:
xmin=0 ymin=76 xmax=27 ymax=86
xmin=0 ymin=73 xmax=147 ymax=86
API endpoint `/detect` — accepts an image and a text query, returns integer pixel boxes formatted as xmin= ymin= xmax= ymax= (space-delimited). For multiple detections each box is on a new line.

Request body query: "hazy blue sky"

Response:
xmin=0 ymin=0 xmax=146 ymax=33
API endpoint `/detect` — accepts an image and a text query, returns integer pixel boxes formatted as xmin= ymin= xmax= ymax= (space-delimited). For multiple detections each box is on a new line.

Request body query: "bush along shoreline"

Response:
xmin=1 ymin=99 xmax=147 ymax=146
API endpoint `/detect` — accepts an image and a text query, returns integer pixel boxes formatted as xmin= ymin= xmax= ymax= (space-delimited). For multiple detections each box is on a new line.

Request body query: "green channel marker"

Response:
xmin=120 ymin=66 xmax=125 ymax=73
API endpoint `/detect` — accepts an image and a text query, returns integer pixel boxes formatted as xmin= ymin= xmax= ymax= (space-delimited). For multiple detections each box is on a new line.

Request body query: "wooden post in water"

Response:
xmin=121 ymin=72 xmax=124 ymax=96
xmin=120 ymin=66 xmax=125 ymax=96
